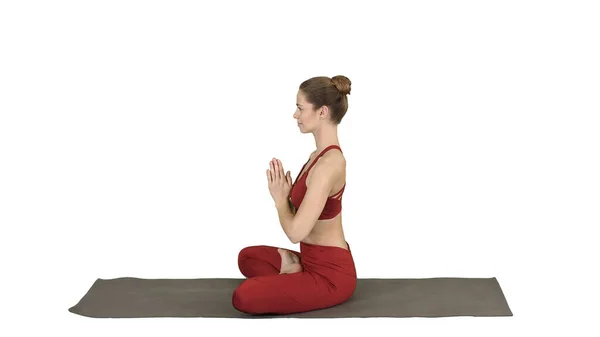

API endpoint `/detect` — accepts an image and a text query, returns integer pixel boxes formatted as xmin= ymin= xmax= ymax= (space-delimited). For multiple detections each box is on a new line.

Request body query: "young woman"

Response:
xmin=232 ymin=75 xmax=356 ymax=315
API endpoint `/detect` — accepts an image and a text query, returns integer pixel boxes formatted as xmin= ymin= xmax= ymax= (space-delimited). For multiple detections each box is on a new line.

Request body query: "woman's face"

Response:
xmin=294 ymin=91 xmax=316 ymax=133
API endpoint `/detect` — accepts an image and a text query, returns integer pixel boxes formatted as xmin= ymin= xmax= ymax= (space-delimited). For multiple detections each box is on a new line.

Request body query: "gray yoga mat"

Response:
xmin=68 ymin=277 xmax=512 ymax=318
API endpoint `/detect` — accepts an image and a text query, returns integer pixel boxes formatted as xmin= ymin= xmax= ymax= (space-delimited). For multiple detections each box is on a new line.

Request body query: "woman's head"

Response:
xmin=294 ymin=75 xmax=351 ymax=130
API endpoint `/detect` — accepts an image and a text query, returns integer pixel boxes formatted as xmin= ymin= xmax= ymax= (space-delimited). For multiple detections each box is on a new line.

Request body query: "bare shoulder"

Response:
xmin=305 ymin=150 xmax=345 ymax=190
xmin=316 ymin=149 xmax=346 ymax=174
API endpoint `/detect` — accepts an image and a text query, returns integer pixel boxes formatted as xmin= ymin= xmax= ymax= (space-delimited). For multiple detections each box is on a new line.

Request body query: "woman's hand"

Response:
xmin=267 ymin=158 xmax=292 ymax=205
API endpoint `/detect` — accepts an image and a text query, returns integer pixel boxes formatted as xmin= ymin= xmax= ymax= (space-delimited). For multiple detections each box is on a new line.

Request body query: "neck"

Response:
xmin=313 ymin=122 xmax=340 ymax=153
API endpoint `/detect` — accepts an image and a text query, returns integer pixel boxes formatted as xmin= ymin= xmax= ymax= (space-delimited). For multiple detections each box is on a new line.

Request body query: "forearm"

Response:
xmin=275 ymin=198 xmax=296 ymax=243
xmin=288 ymin=196 xmax=297 ymax=215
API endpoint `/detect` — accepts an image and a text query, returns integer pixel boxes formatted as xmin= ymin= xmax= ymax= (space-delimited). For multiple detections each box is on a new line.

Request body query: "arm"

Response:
xmin=288 ymin=196 xmax=297 ymax=215
xmin=275 ymin=198 xmax=296 ymax=243
xmin=275 ymin=157 xmax=342 ymax=244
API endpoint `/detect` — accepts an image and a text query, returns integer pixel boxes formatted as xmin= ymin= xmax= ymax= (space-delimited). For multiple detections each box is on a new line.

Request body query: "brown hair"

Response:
xmin=299 ymin=75 xmax=351 ymax=125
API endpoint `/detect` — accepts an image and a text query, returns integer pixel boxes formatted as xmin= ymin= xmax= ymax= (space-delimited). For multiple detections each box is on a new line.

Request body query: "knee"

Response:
xmin=232 ymin=288 xmax=250 ymax=313
xmin=237 ymin=245 xmax=266 ymax=268
xmin=237 ymin=246 xmax=252 ymax=270
xmin=232 ymin=280 xmax=259 ymax=314
xmin=340 ymin=277 xmax=357 ymax=302
xmin=237 ymin=246 xmax=252 ymax=262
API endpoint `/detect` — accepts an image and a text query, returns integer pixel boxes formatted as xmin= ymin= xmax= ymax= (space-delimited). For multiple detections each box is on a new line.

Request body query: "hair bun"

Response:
xmin=331 ymin=75 xmax=351 ymax=95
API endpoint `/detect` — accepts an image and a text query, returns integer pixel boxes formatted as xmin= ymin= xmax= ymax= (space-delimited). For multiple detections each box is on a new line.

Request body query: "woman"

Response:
xmin=232 ymin=75 xmax=356 ymax=315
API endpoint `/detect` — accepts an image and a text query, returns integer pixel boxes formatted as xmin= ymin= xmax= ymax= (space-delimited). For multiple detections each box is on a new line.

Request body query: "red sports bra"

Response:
xmin=289 ymin=145 xmax=346 ymax=220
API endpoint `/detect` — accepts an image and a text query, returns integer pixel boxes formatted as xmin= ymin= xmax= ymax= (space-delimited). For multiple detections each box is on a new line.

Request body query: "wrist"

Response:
xmin=275 ymin=198 xmax=288 ymax=209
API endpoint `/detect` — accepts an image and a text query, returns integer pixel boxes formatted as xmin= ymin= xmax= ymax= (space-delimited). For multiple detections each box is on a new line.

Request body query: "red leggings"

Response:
xmin=232 ymin=241 xmax=357 ymax=315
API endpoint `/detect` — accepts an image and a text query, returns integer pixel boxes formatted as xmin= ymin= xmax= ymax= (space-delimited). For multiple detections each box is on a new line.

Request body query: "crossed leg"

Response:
xmin=233 ymin=245 xmax=352 ymax=315
xmin=237 ymin=245 xmax=302 ymax=278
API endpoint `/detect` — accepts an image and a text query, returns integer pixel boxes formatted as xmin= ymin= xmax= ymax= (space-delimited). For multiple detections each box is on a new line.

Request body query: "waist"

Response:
xmin=301 ymin=237 xmax=349 ymax=251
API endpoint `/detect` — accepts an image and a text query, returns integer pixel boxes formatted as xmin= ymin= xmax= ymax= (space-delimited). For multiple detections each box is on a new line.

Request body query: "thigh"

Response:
xmin=238 ymin=245 xmax=301 ymax=278
xmin=232 ymin=270 xmax=336 ymax=315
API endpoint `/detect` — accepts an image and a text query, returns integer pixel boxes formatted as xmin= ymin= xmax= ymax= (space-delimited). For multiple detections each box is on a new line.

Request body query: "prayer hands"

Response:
xmin=267 ymin=158 xmax=292 ymax=205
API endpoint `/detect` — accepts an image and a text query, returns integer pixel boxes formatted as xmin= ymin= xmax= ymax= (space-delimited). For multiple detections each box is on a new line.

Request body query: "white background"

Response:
xmin=1 ymin=0 xmax=598 ymax=336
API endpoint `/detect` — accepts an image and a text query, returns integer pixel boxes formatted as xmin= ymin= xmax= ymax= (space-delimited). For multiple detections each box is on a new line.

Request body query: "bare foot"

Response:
xmin=277 ymin=248 xmax=303 ymax=274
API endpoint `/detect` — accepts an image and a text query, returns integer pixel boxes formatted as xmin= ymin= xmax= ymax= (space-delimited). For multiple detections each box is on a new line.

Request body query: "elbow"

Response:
xmin=289 ymin=231 xmax=306 ymax=245
xmin=288 ymin=219 xmax=303 ymax=244
xmin=287 ymin=231 xmax=301 ymax=245
xmin=288 ymin=231 xmax=301 ymax=244
xmin=288 ymin=219 xmax=313 ymax=244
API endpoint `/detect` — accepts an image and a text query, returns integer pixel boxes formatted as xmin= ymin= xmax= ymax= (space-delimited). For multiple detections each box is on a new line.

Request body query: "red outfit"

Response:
xmin=233 ymin=242 xmax=356 ymax=315
xmin=290 ymin=145 xmax=345 ymax=220
xmin=232 ymin=145 xmax=356 ymax=315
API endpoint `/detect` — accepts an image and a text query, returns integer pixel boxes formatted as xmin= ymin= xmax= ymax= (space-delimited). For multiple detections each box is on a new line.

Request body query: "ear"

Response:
xmin=319 ymin=106 xmax=328 ymax=119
